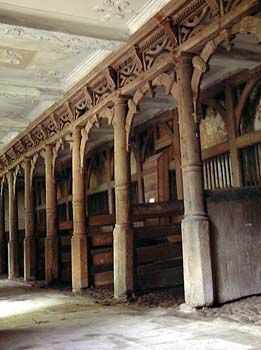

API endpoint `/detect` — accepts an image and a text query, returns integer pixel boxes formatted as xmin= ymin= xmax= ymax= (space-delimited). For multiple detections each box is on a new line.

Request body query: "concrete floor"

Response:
xmin=0 ymin=280 xmax=260 ymax=350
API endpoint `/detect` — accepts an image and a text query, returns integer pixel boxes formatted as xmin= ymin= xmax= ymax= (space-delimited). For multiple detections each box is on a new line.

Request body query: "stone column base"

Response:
xmin=182 ymin=217 xmax=214 ymax=307
xmin=113 ymin=225 xmax=134 ymax=299
xmin=45 ymin=236 xmax=59 ymax=284
xmin=24 ymin=237 xmax=36 ymax=281
xmin=71 ymin=235 xmax=88 ymax=292
xmin=8 ymin=239 xmax=20 ymax=279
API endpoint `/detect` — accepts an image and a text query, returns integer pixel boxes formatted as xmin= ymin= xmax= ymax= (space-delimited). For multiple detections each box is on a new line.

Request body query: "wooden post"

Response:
xmin=173 ymin=110 xmax=183 ymax=200
xmin=113 ymin=96 xmax=134 ymax=298
xmin=71 ymin=127 xmax=88 ymax=292
xmin=0 ymin=180 xmax=6 ymax=275
xmin=45 ymin=145 xmax=59 ymax=283
xmin=106 ymin=148 xmax=114 ymax=214
xmin=7 ymin=170 xmax=19 ymax=279
xmin=134 ymin=135 xmax=145 ymax=204
xmin=225 ymin=83 xmax=243 ymax=187
xmin=176 ymin=55 xmax=214 ymax=307
xmin=24 ymin=158 xmax=36 ymax=281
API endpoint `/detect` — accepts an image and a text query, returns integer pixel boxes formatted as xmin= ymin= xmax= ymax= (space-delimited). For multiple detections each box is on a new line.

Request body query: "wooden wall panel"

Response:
xmin=207 ymin=189 xmax=261 ymax=303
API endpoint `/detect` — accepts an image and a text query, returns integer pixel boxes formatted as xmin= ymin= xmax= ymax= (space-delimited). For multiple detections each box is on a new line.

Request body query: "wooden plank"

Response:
xmin=136 ymin=265 xmax=183 ymax=290
xmin=91 ymin=234 xmax=113 ymax=247
xmin=133 ymin=201 xmax=184 ymax=220
xmin=201 ymin=142 xmax=229 ymax=161
xmin=92 ymin=249 xmax=113 ymax=266
xmin=94 ymin=271 xmax=113 ymax=287
xmin=89 ymin=214 xmax=115 ymax=227
xmin=137 ymin=257 xmax=183 ymax=275
xmin=59 ymin=220 xmax=73 ymax=231
xmin=134 ymin=224 xmax=181 ymax=240
xmin=236 ymin=130 xmax=261 ymax=149
xmin=90 ymin=225 xmax=114 ymax=234
xmin=136 ymin=242 xmax=182 ymax=265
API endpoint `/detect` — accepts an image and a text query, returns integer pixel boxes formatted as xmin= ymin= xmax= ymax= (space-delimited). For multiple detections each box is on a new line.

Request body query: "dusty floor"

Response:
xmin=0 ymin=279 xmax=260 ymax=350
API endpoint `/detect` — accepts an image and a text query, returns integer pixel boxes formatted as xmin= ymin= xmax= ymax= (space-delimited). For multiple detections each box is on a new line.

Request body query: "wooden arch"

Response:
xmin=125 ymin=72 xmax=178 ymax=150
xmin=80 ymin=106 xmax=114 ymax=169
xmin=52 ymin=135 xmax=72 ymax=178
xmin=191 ymin=16 xmax=261 ymax=112
xmin=30 ymin=152 xmax=45 ymax=190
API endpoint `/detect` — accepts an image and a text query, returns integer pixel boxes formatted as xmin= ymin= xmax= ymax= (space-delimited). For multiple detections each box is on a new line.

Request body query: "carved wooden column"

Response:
xmin=71 ymin=127 xmax=88 ymax=292
xmin=45 ymin=145 xmax=59 ymax=283
xmin=176 ymin=55 xmax=214 ymax=307
xmin=24 ymin=158 xmax=36 ymax=281
xmin=0 ymin=179 xmax=5 ymax=275
xmin=7 ymin=170 xmax=19 ymax=279
xmin=134 ymin=135 xmax=145 ymax=204
xmin=173 ymin=111 xmax=183 ymax=200
xmin=113 ymin=96 xmax=134 ymax=298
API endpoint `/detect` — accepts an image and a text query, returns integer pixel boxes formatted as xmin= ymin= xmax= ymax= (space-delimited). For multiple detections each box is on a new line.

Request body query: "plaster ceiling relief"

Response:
xmin=0 ymin=23 xmax=123 ymax=54
xmin=0 ymin=46 xmax=35 ymax=69
xmin=0 ymin=1 xmax=172 ymax=39
xmin=94 ymin=1 xmax=135 ymax=22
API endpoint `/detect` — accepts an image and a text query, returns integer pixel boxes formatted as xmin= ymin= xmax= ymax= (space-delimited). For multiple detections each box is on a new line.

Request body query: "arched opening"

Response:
xmin=32 ymin=156 xmax=46 ymax=280
xmin=83 ymin=117 xmax=115 ymax=289
xmin=54 ymin=142 xmax=72 ymax=286
xmin=125 ymin=73 xmax=184 ymax=296
xmin=15 ymin=167 xmax=25 ymax=278
xmin=1 ymin=177 xmax=8 ymax=276
xmin=195 ymin=26 xmax=261 ymax=303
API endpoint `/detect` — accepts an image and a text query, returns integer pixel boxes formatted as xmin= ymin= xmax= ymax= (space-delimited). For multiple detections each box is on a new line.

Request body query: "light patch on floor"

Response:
xmin=0 ymin=280 xmax=260 ymax=350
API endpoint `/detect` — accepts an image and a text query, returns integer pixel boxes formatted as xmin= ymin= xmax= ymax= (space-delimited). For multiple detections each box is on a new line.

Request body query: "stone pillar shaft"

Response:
xmin=113 ymin=96 xmax=133 ymax=298
xmin=7 ymin=171 xmax=19 ymax=279
xmin=176 ymin=55 xmax=214 ymax=307
xmin=71 ymin=127 xmax=88 ymax=292
xmin=45 ymin=145 xmax=59 ymax=283
xmin=24 ymin=158 xmax=36 ymax=281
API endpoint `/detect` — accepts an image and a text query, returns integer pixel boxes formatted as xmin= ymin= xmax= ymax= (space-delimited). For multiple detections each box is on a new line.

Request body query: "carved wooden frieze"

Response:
xmin=69 ymin=86 xmax=93 ymax=119
xmin=31 ymin=125 xmax=47 ymax=147
xmin=115 ymin=47 xmax=144 ymax=87
xmin=0 ymin=1 xmax=259 ymax=172
xmin=55 ymin=105 xmax=74 ymax=131
xmin=91 ymin=68 xmax=117 ymax=105
xmin=43 ymin=114 xmax=59 ymax=138
xmin=22 ymin=134 xmax=35 ymax=152
xmin=140 ymin=28 xmax=173 ymax=71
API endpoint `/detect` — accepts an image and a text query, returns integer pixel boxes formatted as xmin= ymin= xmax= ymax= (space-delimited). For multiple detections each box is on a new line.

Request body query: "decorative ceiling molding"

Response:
xmin=0 ymin=23 xmax=123 ymax=55
xmin=94 ymin=1 xmax=135 ymax=22
xmin=62 ymin=50 xmax=111 ymax=90
xmin=127 ymin=0 xmax=171 ymax=34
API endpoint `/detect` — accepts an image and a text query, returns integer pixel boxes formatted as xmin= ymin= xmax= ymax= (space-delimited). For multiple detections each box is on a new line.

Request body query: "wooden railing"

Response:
xmin=203 ymin=152 xmax=232 ymax=190
xmin=241 ymin=142 xmax=261 ymax=187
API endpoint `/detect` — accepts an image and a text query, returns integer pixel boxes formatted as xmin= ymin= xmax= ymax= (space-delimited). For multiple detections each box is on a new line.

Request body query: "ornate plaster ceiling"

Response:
xmin=0 ymin=0 xmax=171 ymax=148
